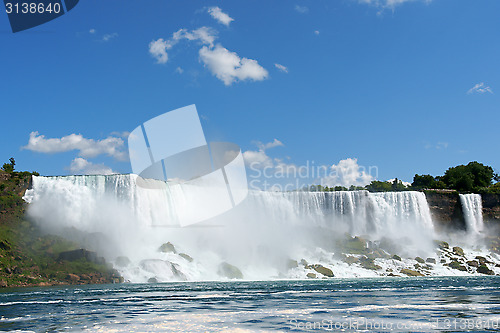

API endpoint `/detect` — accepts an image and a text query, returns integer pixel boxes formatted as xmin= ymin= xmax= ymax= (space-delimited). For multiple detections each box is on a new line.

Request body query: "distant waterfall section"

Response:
xmin=24 ymin=175 xmax=434 ymax=237
xmin=459 ymin=193 xmax=484 ymax=234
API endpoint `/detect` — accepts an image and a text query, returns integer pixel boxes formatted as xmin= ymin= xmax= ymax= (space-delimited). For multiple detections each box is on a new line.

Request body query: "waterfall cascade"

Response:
xmin=459 ymin=193 xmax=484 ymax=234
xmin=22 ymin=175 xmax=493 ymax=281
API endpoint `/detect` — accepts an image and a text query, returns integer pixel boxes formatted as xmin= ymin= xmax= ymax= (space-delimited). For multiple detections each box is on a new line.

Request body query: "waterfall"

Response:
xmin=23 ymin=175 xmax=438 ymax=281
xmin=459 ymin=193 xmax=484 ymax=234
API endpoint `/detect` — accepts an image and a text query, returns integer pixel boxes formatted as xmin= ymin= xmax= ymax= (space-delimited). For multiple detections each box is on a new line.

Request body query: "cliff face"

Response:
xmin=482 ymin=193 xmax=500 ymax=225
xmin=424 ymin=191 xmax=465 ymax=231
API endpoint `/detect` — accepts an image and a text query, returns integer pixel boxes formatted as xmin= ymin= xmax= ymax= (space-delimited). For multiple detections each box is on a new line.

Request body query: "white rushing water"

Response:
xmin=22 ymin=175 xmax=495 ymax=282
xmin=459 ymin=193 xmax=484 ymax=234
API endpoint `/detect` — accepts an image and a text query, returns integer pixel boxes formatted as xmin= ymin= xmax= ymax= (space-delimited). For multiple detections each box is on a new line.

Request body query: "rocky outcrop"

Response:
xmin=424 ymin=191 xmax=465 ymax=230
xmin=218 ymin=262 xmax=243 ymax=279
xmin=482 ymin=194 xmax=500 ymax=225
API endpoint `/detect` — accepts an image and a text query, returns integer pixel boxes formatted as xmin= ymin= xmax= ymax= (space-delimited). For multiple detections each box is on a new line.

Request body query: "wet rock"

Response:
xmin=343 ymin=236 xmax=368 ymax=254
xmin=436 ymin=241 xmax=449 ymax=250
xmin=306 ymin=273 xmax=317 ymax=279
xmin=307 ymin=264 xmax=334 ymax=277
xmin=452 ymin=246 xmax=464 ymax=256
xmin=286 ymin=259 xmax=298 ymax=270
xmin=139 ymin=259 xmax=187 ymax=281
xmin=179 ymin=253 xmax=193 ymax=263
xmin=148 ymin=277 xmax=158 ymax=283
xmin=387 ymin=273 xmax=399 ymax=277
xmin=66 ymin=273 xmax=80 ymax=282
xmin=300 ymin=259 xmax=309 ymax=266
xmin=345 ymin=256 xmax=360 ymax=264
xmin=158 ymin=242 xmax=176 ymax=254
xmin=448 ymin=261 xmax=467 ymax=271
xmin=426 ymin=258 xmax=436 ymax=264
xmin=218 ymin=262 xmax=243 ymax=279
xmin=467 ymin=260 xmax=479 ymax=268
xmin=440 ymin=259 xmax=446 ymax=263
xmin=115 ymin=256 xmax=131 ymax=267
xmin=360 ymin=257 xmax=382 ymax=270
xmin=400 ymin=269 xmax=424 ymax=277
xmin=476 ymin=256 xmax=491 ymax=265
xmin=415 ymin=257 xmax=425 ymax=264
xmin=477 ymin=265 xmax=495 ymax=275
xmin=392 ymin=254 xmax=402 ymax=261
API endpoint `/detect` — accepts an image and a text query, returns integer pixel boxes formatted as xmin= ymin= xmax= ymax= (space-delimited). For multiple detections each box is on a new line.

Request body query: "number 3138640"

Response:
xmin=5 ymin=2 xmax=61 ymax=14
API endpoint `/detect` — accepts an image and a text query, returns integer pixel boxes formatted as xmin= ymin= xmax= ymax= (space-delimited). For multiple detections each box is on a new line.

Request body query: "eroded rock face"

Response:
xmin=139 ymin=259 xmax=187 ymax=281
xmin=218 ymin=262 xmax=243 ymax=279
xmin=400 ymin=269 xmax=424 ymax=277
xmin=158 ymin=242 xmax=176 ymax=254
xmin=306 ymin=264 xmax=334 ymax=277
xmin=425 ymin=191 xmax=466 ymax=231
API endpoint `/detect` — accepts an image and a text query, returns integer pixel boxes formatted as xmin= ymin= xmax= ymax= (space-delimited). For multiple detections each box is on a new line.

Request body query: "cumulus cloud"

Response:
xmin=294 ymin=5 xmax=309 ymax=13
xmin=199 ymin=44 xmax=269 ymax=85
xmin=243 ymin=139 xmax=283 ymax=168
xmin=149 ymin=38 xmax=170 ymax=64
xmin=69 ymin=158 xmax=115 ymax=175
xmin=314 ymin=30 xmax=320 ymax=35
xmin=149 ymin=27 xmax=217 ymax=64
xmin=207 ymin=6 xmax=234 ymax=26
xmin=89 ymin=28 xmax=96 ymax=34
xmin=176 ymin=67 xmax=184 ymax=74
xmin=22 ymin=131 xmax=127 ymax=161
xmin=321 ymin=158 xmax=374 ymax=187
xmin=467 ymin=82 xmax=493 ymax=95
xmin=274 ymin=63 xmax=288 ymax=73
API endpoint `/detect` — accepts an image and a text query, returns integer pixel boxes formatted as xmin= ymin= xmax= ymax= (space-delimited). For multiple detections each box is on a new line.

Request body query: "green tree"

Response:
xmin=365 ymin=180 xmax=392 ymax=192
xmin=1 ymin=157 xmax=15 ymax=173
xmin=441 ymin=161 xmax=494 ymax=192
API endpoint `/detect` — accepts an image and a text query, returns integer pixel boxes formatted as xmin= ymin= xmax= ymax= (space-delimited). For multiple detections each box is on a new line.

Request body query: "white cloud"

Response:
xmin=207 ymin=6 xmax=234 ymax=26
xmin=69 ymin=158 xmax=115 ymax=175
xmin=176 ymin=67 xmax=184 ymax=74
xmin=314 ymin=30 xmax=320 ymax=35
xmin=149 ymin=38 xmax=170 ymax=64
xmin=89 ymin=28 xmax=96 ymax=34
xmin=257 ymin=139 xmax=284 ymax=150
xmin=467 ymin=82 xmax=493 ymax=95
xmin=199 ymin=44 xmax=269 ymax=85
xmin=172 ymin=27 xmax=217 ymax=47
xmin=149 ymin=27 xmax=217 ymax=64
xmin=387 ymin=178 xmax=411 ymax=187
xmin=243 ymin=150 xmax=274 ymax=169
xmin=274 ymin=63 xmax=289 ymax=73
xmin=22 ymin=131 xmax=127 ymax=161
xmin=357 ymin=0 xmax=432 ymax=10
xmin=243 ymin=139 xmax=283 ymax=168
xmin=294 ymin=5 xmax=309 ymax=13
xmin=102 ymin=33 xmax=118 ymax=42
xmin=321 ymin=158 xmax=374 ymax=187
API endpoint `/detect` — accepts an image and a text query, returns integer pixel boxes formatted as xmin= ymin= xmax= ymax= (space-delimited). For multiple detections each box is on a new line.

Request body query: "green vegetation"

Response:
xmin=0 ymin=158 xmax=119 ymax=287
xmin=306 ymin=161 xmax=499 ymax=193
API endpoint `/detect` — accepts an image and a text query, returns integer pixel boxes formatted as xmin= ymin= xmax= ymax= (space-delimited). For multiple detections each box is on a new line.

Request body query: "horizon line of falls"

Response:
xmin=459 ymin=193 xmax=484 ymax=234
xmin=22 ymin=175 xmax=481 ymax=281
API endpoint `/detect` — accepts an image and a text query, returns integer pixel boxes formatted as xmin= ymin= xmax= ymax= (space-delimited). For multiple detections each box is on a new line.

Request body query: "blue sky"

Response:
xmin=1 ymin=0 xmax=499 ymax=187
